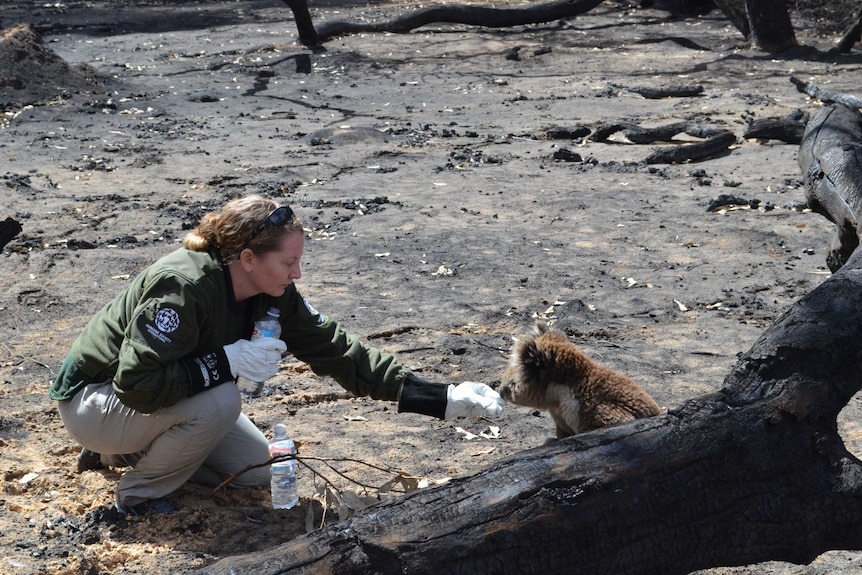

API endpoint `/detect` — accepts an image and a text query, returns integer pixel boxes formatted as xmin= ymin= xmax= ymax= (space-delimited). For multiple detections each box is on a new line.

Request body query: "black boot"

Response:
xmin=76 ymin=448 xmax=105 ymax=473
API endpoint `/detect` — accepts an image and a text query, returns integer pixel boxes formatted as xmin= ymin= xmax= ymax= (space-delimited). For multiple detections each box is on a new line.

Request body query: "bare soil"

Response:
xmin=2 ymin=0 xmax=862 ymax=573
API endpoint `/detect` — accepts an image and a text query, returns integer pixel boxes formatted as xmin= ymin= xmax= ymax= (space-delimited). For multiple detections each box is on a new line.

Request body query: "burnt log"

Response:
xmin=193 ymin=199 xmax=862 ymax=573
xmin=619 ymin=84 xmax=704 ymax=99
xmin=791 ymin=76 xmax=862 ymax=109
xmin=279 ymin=0 xmax=791 ymax=50
xmin=798 ymin=103 xmax=862 ymax=272
xmin=591 ymin=121 xmax=736 ymax=164
xmin=743 ymin=109 xmax=807 ymax=144
xmin=279 ymin=0 xmax=798 ymax=51
xmin=280 ymin=0 xmax=605 ymax=46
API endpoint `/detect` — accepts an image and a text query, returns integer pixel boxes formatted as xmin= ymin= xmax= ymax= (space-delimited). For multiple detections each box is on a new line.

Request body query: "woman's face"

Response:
xmin=244 ymin=230 xmax=304 ymax=298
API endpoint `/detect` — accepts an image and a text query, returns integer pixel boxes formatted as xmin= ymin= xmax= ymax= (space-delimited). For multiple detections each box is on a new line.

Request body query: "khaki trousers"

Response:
xmin=58 ymin=381 xmax=271 ymax=508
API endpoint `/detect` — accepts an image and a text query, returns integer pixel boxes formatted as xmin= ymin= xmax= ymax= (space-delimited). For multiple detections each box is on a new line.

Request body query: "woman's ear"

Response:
xmin=238 ymin=247 xmax=257 ymax=270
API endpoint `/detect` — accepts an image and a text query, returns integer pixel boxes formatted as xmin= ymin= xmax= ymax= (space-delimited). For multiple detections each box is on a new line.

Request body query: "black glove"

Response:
xmin=397 ymin=374 xmax=504 ymax=420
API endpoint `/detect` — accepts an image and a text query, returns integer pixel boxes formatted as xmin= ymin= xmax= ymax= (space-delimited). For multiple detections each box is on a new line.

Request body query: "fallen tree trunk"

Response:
xmin=281 ymin=0 xmax=799 ymax=50
xmin=798 ymin=103 xmax=862 ymax=272
xmin=282 ymin=0 xmax=605 ymax=46
xmin=194 ymin=163 xmax=862 ymax=573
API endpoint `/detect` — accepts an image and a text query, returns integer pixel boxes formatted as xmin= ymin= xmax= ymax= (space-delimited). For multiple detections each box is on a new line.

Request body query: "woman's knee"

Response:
xmin=193 ymin=383 xmax=242 ymax=428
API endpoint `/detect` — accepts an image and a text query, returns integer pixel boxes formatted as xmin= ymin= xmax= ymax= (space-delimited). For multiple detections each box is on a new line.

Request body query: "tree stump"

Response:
xmin=710 ymin=0 xmax=797 ymax=51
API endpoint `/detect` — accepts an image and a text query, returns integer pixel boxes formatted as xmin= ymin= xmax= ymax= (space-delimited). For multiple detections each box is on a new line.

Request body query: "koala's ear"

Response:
xmin=532 ymin=320 xmax=549 ymax=336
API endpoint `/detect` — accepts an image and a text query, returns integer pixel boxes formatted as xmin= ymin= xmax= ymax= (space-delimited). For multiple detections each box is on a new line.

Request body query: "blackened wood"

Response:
xmin=744 ymin=0 xmax=796 ymax=52
xmin=837 ymin=4 xmax=862 ymax=53
xmin=743 ymin=110 xmax=807 ymax=144
xmin=316 ymin=0 xmax=604 ymax=41
xmin=798 ymin=103 xmax=862 ymax=271
xmin=281 ymin=0 xmax=795 ymax=51
xmin=281 ymin=0 xmax=319 ymax=46
xmin=710 ymin=0 xmax=797 ymax=51
xmin=791 ymin=76 xmax=862 ymax=109
xmin=643 ymin=130 xmax=736 ymax=164
xmin=592 ymin=121 xmax=728 ymax=144
xmin=623 ymin=84 xmax=704 ymax=99
xmin=710 ymin=0 xmax=750 ymax=38
xmin=280 ymin=0 xmax=615 ymax=46
xmin=591 ymin=121 xmax=736 ymax=164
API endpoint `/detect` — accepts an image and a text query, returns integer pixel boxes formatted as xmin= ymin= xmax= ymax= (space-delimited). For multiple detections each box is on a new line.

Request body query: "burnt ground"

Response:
xmin=2 ymin=0 xmax=862 ymax=573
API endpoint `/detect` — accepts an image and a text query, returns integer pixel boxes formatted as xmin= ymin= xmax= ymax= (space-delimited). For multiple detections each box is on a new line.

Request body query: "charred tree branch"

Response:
xmin=743 ymin=109 xmax=808 ymax=144
xmin=281 ymin=0 xmax=605 ymax=46
xmin=791 ymin=76 xmax=862 ymax=108
xmin=591 ymin=121 xmax=736 ymax=164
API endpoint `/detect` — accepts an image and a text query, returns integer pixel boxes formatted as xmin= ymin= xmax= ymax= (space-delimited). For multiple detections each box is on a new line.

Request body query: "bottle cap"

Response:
xmin=274 ymin=423 xmax=287 ymax=436
xmin=267 ymin=307 xmax=280 ymax=317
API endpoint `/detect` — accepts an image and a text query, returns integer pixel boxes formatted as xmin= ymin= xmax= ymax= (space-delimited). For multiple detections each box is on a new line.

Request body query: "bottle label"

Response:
xmin=252 ymin=327 xmax=278 ymax=340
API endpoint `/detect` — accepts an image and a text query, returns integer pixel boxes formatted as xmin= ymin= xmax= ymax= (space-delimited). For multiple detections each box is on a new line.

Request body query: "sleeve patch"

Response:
xmin=144 ymin=306 xmax=181 ymax=344
xmin=303 ymin=298 xmax=324 ymax=325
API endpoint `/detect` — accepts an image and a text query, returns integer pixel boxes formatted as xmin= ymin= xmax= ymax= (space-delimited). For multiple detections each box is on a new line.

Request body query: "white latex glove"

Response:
xmin=223 ymin=337 xmax=287 ymax=383
xmin=444 ymin=381 xmax=505 ymax=420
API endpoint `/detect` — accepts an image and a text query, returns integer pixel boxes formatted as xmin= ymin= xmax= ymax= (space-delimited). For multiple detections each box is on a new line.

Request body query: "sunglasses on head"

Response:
xmin=249 ymin=205 xmax=295 ymax=241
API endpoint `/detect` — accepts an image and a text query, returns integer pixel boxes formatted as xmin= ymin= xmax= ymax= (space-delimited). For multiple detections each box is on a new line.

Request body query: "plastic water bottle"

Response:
xmin=240 ymin=307 xmax=282 ymax=398
xmin=252 ymin=307 xmax=282 ymax=341
xmin=269 ymin=423 xmax=298 ymax=509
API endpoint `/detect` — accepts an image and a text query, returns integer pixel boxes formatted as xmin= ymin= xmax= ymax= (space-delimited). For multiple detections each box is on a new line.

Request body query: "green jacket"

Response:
xmin=50 ymin=247 xmax=443 ymax=415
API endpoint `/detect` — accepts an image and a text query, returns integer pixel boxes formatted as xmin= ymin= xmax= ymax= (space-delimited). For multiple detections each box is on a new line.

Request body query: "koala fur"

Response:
xmin=499 ymin=320 xmax=661 ymax=439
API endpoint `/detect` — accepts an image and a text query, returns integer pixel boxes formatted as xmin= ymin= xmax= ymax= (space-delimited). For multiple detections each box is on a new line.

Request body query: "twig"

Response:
xmin=367 ymin=325 xmax=420 ymax=339
xmin=472 ymin=339 xmax=510 ymax=352
xmin=211 ymin=453 xmax=410 ymax=494
xmin=1 ymin=342 xmax=53 ymax=372
xmin=612 ymin=83 xmax=705 ymax=99
xmin=395 ymin=346 xmax=436 ymax=354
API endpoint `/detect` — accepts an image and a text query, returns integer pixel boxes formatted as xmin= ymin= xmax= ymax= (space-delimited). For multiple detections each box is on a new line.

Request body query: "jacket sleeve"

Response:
xmin=278 ymin=286 xmax=410 ymax=402
xmin=112 ymin=272 xmax=215 ymax=413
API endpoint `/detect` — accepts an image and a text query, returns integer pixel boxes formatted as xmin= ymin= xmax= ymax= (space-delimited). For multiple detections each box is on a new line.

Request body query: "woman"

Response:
xmin=50 ymin=195 xmax=503 ymax=516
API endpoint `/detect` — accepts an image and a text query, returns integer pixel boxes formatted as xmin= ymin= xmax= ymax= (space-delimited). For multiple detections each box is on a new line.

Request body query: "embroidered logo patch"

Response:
xmin=155 ymin=308 xmax=180 ymax=333
xmin=303 ymin=298 xmax=324 ymax=325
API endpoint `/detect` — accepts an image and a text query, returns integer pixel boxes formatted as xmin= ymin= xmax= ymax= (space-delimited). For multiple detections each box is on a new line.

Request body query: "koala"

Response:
xmin=499 ymin=320 xmax=661 ymax=439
